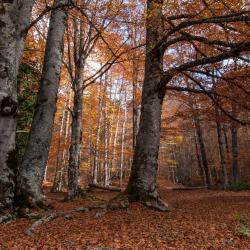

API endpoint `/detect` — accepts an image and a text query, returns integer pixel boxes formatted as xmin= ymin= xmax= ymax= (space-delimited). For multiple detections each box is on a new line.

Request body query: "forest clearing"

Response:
xmin=0 ymin=0 xmax=250 ymax=249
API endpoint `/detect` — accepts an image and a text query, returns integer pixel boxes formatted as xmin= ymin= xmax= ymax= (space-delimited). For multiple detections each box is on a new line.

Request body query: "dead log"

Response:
xmin=88 ymin=183 xmax=121 ymax=192
xmin=172 ymin=186 xmax=208 ymax=190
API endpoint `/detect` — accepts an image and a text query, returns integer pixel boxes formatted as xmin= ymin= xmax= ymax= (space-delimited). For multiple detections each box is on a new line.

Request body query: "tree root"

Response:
xmin=24 ymin=202 xmax=110 ymax=236
xmin=24 ymin=213 xmax=59 ymax=236
xmin=0 ymin=213 xmax=17 ymax=224
xmin=107 ymin=194 xmax=130 ymax=211
xmin=64 ymin=189 xmax=89 ymax=202
xmin=110 ymin=192 xmax=172 ymax=212
xmin=22 ymin=193 xmax=170 ymax=236
xmin=15 ymin=194 xmax=54 ymax=214
xmin=143 ymin=197 xmax=172 ymax=212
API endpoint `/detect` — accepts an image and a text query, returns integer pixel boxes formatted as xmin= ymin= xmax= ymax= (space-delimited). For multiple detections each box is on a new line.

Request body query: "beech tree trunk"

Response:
xmin=0 ymin=0 xmax=35 ymax=212
xmin=231 ymin=121 xmax=239 ymax=184
xmin=51 ymin=95 xmax=68 ymax=192
xmin=103 ymin=77 xmax=110 ymax=186
xmin=111 ymin=100 xmax=121 ymax=176
xmin=215 ymin=107 xmax=228 ymax=188
xmin=68 ymin=89 xmax=83 ymax=199
xmin=0 ymin=2 xmax=18 ymax=212
xmin=16 ymin=0 xmax=68 ymax=208
xmin=193 ymin=114 xmax=212 ymax=187
xmin=194 ymin=132 xmax=205 ymax=185
xmin=120 ymin=91 xmax=127 ymax=185
xmin=93 ymin=80 xmax=104 ymax=184
xmin=67 ymin=18 xmax=86 ymax=199
xmin=125 ymin=0 xmax=170 ymax=211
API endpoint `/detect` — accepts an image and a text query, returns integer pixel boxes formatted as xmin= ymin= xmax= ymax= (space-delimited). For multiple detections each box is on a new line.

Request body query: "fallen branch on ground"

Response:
xmin=88 ymin=183 xmax=122 ymax=192
xmin=172 ymin=186 xmax=208 ymax=190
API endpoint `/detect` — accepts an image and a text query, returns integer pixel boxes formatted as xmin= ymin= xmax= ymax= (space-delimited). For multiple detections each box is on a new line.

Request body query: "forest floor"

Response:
xmin=1 ymin=179 xmax=250 ymax=250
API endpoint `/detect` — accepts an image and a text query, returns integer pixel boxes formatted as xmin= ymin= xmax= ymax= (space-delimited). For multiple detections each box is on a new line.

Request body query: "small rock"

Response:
xmin=64 ymin=214 xmax=74 ymax=220
xmin=75 ymin=207 xmax=90 ymax=212
xmin=95 ymin=211 xmax=106 ymax=218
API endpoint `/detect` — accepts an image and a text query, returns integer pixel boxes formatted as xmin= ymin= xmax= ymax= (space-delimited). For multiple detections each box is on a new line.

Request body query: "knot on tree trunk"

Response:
xmin=0 ymin=96 xmax=17 ymax=116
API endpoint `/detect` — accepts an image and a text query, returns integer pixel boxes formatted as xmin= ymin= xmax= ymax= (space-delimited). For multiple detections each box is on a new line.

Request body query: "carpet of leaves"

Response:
xmin=1 ymin=182 xmax=250 ymax=249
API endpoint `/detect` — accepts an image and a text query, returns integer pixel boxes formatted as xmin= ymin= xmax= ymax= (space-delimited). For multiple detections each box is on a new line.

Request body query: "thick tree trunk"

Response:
xmin=16 ymin=0 xmax=68 ymax=208
xmin=0 ymin=0 xmax=35 ymax=212
xmin=124 ymin=0 xmax=170 ymax=211
xmin=0 ymin=2 xmax=19 ymax=212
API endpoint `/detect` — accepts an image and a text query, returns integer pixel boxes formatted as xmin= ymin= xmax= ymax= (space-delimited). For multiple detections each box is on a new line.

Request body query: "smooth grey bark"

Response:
xmin=215 ymin=107 xmax=228 ymax=188
xmin=16 ymin=0 xmax=68 ymax=208
xmin=132 ymin=48 xmax=139 ymax=151
xmin=0 ymin=1 xmax=18 ymax=212
xmin=67 ymin=84 xmax=83 ymax=199
xmin=103 ymin=77 xmax=110 ymax=186
xmin=0 ymin=0 xmax=35 ymax=212
xmin=93 ymin=83 xmax=104 ymax=184
xmin=125 ymin=0 xmax=170 ymax=211
xmin=67 ymin=18 xmax=86 ymax=200
xmin=16 ymin=0 xmax=36 ymax=67
xmin=120 ymin=91 xmax=127 ymax=185
xmin=51 ymin=97 xmax=68 ymax=193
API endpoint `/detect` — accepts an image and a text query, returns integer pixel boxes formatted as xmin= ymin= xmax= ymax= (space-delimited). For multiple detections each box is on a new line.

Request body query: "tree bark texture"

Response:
xmin=16 ymin=0 xmax=68 ymax=208
xmin=68 ymin=86 xmax=83 ymax=199
xmin=0 ymin=0 xmax=35 ymax=211
xmin=0 ymin=1 xmax=18 ymax=212
xmin=125 ymin=0 xmax=170 ymax=211
xmin=193 ymin=114 xmax=212 ymax=187
xmin=231 ymin=120 xmax=239 ymax=184
xmin=215 ymin=107 xmax=228 ymax=187
xmin=67 ymin=18 xmax=86 ymax=199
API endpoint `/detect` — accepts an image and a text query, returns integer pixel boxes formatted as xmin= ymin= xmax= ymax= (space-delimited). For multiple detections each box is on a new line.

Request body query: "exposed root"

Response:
xmin=23 ymin=194 xmax=169 ymax=236
xmin=24 ymin=202 xmax=110 ymax=236
xmin=107 ymin=194 xmax=130 ymax=211
xmin=24 ymin=213 xmax=59 ymax=236
xmin=0 ymin=213 xmax=16 ymax=224
xmin=111 ymin=191 xmax=172 ymax=212
xmin=15 ymin=194 xmax=53 ymax=214
xmin=64 ymin=189 xmax=88 ymax=202
xmin=64 ymin=190 xmax=104 ymax=203
xmin=143 ymin=197 xmax=172 ymax=212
